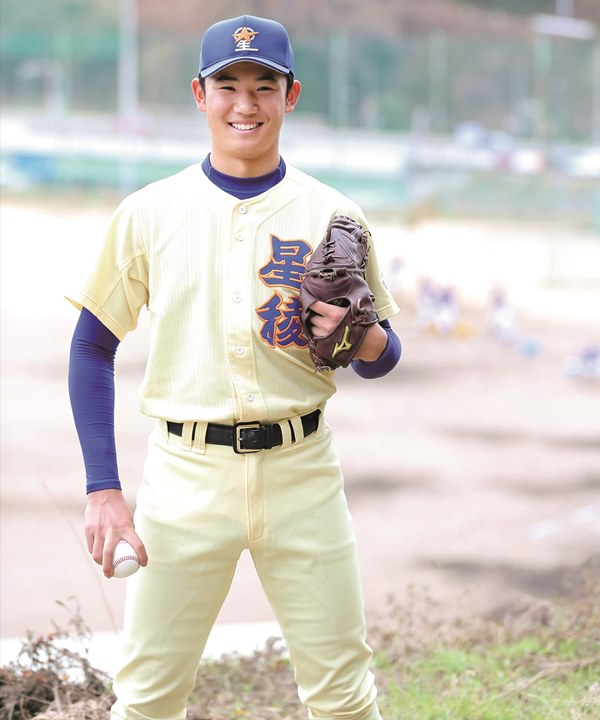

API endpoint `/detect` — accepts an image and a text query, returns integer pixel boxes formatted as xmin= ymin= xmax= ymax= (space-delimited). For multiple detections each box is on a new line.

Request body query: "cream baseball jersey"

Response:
xmin=67 ymin=163 xmax=399 ymax=424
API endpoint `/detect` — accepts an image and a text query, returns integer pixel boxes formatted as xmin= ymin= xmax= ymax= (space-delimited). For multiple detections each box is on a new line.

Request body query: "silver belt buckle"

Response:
xmin=234 ymin=422 xmax=262 ymax=454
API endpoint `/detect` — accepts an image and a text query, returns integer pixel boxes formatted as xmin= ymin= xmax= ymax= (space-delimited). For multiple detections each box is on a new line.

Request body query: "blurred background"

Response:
xmin=2 ymin=0 xmax=600 ymax=215
xmin=1 ymin=0 xmax=599 ymax=665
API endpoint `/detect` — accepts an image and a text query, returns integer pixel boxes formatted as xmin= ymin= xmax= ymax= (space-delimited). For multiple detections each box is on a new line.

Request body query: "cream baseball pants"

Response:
xmin=111 ymin=417 xmax=382 ymax=720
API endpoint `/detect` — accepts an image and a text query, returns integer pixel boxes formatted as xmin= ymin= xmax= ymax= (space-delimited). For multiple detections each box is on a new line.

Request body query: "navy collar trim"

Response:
xmin=201 ymin=154 xmax=286 ymax=199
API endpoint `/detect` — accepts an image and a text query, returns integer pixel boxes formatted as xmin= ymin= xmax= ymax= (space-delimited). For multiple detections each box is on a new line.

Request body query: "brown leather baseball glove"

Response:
xmin=300 ymin=215 xmax=379 ymax=371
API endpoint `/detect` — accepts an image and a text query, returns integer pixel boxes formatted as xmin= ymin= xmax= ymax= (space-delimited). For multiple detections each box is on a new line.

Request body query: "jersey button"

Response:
xmin=233 ymin=294 xmax=242 ymax=303
xmin=235 ymin=346 xmax=245 ymax=355
xmin=236 ymin=233 xmax=245 ymax=242
xmin=238 ymin=206 xmax=247 ymax=214
xmin=247 ymin=393 xmax=255 ymax=402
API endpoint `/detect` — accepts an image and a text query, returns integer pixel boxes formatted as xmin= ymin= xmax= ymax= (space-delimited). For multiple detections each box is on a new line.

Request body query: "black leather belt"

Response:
xmin=166 ymin=409 xmax=320 ymax=454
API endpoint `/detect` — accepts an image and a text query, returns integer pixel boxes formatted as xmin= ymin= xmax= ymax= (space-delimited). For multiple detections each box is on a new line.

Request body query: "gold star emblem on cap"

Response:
xmin=232 ymin=26 xmax=259 ymax=44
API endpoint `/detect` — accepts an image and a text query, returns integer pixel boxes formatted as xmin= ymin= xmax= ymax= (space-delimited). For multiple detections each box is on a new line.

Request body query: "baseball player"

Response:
xmin=68 ymin=15 xmax=401 ymax=720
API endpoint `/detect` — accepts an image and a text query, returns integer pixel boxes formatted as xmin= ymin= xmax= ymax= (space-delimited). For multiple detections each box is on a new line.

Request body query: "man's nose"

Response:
xmin=235 ymin=93 xmax=258 ymax=114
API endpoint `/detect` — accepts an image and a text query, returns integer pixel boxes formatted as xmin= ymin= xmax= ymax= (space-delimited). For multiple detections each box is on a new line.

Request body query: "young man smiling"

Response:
xmin=68 ymin=15 xmax=400 ymax=719
xmin=191 ymin=64 xmax=300 ymax=178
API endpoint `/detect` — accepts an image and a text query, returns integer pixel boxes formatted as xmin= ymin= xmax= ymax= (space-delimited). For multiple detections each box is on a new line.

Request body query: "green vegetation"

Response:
xmin=374 ymin=639 xmax=598 ymax=719
xmin=1 ymin=563 xmax=598 ymax=719
xmin=2 ymin=1 xmax=598 ymax=140
xmin=461 ymin=0 xmax=561 ymax=16
xmin=369 ymin=567 xmax=600 ymax=720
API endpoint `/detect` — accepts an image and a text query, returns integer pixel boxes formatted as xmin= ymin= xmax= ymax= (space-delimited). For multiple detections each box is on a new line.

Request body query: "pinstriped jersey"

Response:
xmin=66 ymin=163 xmax=399 ymax=424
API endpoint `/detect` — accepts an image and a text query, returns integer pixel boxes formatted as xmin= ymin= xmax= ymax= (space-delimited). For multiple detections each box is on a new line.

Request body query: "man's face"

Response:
xmin=192 ymin=61 xmax=301 ymax=176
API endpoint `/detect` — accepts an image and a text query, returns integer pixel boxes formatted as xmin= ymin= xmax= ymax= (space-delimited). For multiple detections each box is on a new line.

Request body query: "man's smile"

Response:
xmin=230 ymin=122 xmax=262 ymax=131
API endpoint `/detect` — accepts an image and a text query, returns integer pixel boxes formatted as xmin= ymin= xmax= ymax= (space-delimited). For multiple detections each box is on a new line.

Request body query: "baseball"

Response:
xmin=112 ymin=540 xmax=140 ymax=579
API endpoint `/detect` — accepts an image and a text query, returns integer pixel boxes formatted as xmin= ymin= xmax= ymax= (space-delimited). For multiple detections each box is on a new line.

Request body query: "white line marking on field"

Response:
xmin=528 ymin=503 xmax=600 ymax=541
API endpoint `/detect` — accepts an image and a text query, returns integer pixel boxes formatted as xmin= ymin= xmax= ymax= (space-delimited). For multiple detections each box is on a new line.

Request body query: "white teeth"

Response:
xmin=231 ymin=123 xmax=259 ymax=130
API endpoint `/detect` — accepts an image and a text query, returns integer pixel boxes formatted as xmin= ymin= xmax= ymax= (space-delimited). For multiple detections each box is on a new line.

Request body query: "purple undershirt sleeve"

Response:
xmin=351 ymin=319 xmax=401 ymax=379
xmin=68 ymin=308 xmax=122 ymax=494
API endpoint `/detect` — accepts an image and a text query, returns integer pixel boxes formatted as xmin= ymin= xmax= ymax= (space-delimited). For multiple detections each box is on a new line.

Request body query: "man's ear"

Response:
xmin=285 ymin=80 xmax=301 ymax=114
xmin=191 ymin=77 xmax=206 ymax=111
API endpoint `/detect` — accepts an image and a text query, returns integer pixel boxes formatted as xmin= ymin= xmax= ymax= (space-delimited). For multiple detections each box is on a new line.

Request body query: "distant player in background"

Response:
xmin=488 ymin=288 xmax=519 ymax=346
xmin=434 ymin=286 xmax=459 ymax=336
xmin=68 ymin=14 xmax=400 ymax=720
xmin=415 ymin=277 xmax=438 ymax=332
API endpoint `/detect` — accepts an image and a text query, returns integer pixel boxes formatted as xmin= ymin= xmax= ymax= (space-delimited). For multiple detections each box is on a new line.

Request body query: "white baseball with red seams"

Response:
xmin=112 ymin=540 xmax=140 ymax=578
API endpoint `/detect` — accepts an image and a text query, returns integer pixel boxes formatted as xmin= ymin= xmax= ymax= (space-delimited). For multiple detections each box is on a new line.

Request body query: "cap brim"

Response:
xmin=200 ymin=57 xmax=292 ymax=78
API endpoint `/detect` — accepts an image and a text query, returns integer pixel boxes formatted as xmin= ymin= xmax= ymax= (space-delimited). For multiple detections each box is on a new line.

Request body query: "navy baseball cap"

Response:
xmin=199 ymin=15 xmax=295 ymax=79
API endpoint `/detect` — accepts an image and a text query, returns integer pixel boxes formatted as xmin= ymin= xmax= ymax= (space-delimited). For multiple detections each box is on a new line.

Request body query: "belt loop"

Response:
xmin=181 ymin=422 xmax=195 ymax=452
xmin=192 ymin=420 xmax=208 ymax=454
xmin=158 ymin=419 xmax=169 ymax=440
xmin=289 ymin=414 xmax=305 ymax=446
xmin=315 ymin=403 xmax=325 ymax=436
xmin=277 ymin=419 xmax=293 ymax=449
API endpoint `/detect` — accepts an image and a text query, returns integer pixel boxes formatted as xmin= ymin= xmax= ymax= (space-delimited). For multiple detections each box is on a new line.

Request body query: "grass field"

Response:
xmin=2 ymin=562 xmax=598 ymax=720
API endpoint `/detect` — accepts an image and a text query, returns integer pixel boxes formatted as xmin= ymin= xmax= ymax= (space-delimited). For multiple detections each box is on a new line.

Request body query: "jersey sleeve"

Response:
xmin=65 ymin=197 xmax=150 ymax=341
xmin=362 ymin=222 xmax=399 ymax=322
xmin=331 ymin=204 xmax=399 ymax=322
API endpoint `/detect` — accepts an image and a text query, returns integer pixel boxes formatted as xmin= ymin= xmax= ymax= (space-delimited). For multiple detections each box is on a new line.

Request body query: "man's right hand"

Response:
xmin=85 ymin=489 xmax=148 ymax=578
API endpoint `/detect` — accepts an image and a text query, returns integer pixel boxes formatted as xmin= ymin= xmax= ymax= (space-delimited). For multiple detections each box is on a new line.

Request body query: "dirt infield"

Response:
xmin=1 ymin=195 xmax=599 ymax=644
